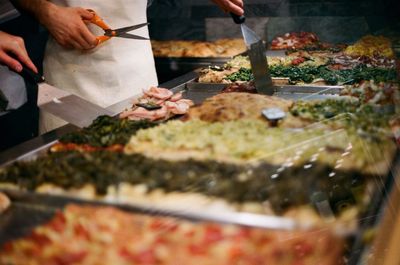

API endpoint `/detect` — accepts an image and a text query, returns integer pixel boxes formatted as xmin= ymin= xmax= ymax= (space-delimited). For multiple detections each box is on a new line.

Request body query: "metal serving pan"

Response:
xmin=184 ymin=81 xmax=343 ymax=104
xmin=0 ymin=68 xmax=398 ymax=263
xmin=0 ymin=188 xmax=307 ymax=245
xmin=154 ymin=50 xmax=286 ymax=83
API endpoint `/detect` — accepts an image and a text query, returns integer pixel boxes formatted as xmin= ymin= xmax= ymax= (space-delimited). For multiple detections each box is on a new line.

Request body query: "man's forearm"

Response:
xmin=11 ymin=0 xmax=54 ymax=24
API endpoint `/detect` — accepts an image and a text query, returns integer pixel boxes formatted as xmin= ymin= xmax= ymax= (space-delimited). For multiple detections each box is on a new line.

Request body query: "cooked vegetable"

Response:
xmin=224 ymin=67 xmax=253 ymax=82
xmin=0 ymin=150 xmax=365 ymax=214
xmin=126 ymin=120 xmax=395 ymax=174
xmin=59 ymin=115 xmax=157 ymax=147
xmin=224 ymin=65 xmax=397 ymax=85
xmin=290 ymin=99 xmax=394 ymax=137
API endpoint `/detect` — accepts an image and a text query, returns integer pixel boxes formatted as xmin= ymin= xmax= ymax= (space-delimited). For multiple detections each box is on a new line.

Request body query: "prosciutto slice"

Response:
xmin=120 ymin=87 xmax=194 ymax=121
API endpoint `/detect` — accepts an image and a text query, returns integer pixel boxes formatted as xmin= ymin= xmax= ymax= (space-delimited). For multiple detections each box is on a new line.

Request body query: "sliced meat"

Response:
xmin=175 ymin=99 xmax=194 ymax=107
xmin=170 ymin=92 xmax=183 ymax=102
xmin=120 ymin=107 xmax=159 ymax=121
xmin=152 ymin=105 xmax=169 ymax=120
xmin=144 ymin=87 xmax=173 ymax=100
xmin=165 ymin=101 xmax=191 ymax=115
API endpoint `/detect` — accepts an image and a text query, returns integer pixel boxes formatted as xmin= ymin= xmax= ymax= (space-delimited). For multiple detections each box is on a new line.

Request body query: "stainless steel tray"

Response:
xmin=0 ymin=68 xmax=398 ymax=265
xmin=184 ymin=82 xmax=343 ymax=104
xmin=0 ymin=190 xmax=310 ymax=241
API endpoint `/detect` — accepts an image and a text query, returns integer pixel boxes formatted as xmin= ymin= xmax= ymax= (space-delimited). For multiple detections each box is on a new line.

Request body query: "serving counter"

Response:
xmin=0 ymin=40 xmax=399 ymax=264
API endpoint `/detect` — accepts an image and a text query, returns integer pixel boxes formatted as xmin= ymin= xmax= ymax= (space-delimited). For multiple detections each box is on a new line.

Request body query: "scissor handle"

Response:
xmin=85 ymin=9 xmax=112 ymax=45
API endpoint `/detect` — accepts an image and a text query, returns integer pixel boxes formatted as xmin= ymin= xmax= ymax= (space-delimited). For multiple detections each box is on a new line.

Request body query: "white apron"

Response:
xmin=40 ymin=0 xmax=158 ymax=133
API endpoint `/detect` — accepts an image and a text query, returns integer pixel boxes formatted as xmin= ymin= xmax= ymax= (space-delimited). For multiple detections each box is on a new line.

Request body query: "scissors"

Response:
xmin=86 ymin=9 xmax=149 ymax=45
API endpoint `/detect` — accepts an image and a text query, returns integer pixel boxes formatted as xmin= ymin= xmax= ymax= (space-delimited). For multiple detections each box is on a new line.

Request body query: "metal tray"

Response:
xmin=0 ymin=68 xmax=398 ymax=264
xmin=184 ymin=82 xmax=343 ymax=104
xmin=154 ymin=50 xmax=286 ymax=83
xmin=0 ymin=188 xmax=308 ymax=245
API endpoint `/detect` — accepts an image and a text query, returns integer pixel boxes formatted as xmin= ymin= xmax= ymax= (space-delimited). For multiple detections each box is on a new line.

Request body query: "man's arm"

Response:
xmin=12 ymin=0 xmax=97 ymax=50
xmin=211 ymin=0 xmax=244 ymax=16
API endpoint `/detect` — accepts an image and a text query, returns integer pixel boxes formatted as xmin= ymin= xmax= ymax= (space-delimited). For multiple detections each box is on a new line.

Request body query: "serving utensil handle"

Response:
xmin=230 ymin=13 xmax=245 ymax=24
xmin=16 ymin=66 xmax=44 ymax=84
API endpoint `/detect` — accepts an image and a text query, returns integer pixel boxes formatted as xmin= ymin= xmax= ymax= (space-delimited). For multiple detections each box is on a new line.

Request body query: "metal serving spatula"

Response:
xmin=19 ymin=67 xmax=113 ymax=128
xmin=231 ymin=13 xmax=274 ymax=95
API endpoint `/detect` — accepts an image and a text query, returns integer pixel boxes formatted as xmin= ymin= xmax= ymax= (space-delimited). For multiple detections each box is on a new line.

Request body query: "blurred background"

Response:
xmin=148 ymin=0 xmax=400 ymax=44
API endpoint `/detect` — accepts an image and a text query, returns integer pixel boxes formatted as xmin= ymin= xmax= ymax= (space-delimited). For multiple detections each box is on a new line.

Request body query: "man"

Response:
xmin=13 ymin=0 xmax=244 ymax=132
xmin=0 ymin=1 xmax=45 ymax=150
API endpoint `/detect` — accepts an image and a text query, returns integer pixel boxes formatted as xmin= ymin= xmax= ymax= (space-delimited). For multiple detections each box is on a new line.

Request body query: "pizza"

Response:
xmin=344 ymin=35 xmax=394 ymax=58
xmin=152 ymin=39 xmax=246 ymax=58
xmin=340 ymin=80 xmax=399 ymax=105
xmin=0 ymin=204 xmax=344 ymax=265
xmin=185 ymin=92 xmax=293 ymax=123
xmin=270 ymin=32 xmax=320 ymax=50
xmin=125 ymin=119 xmax=396 ymax=175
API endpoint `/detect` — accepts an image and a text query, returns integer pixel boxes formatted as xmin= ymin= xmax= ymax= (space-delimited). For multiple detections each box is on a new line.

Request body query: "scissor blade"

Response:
xmin=113 ymin=22 xmax=149 ymax=34
xmin=116 ymin=33 xmax=149 ymax=40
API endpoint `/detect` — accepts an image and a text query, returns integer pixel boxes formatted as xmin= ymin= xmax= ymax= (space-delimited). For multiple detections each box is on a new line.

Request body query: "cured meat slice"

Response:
xmin=120 ymin=107 xmax=157 ymax=121
xmin=170 ymin=92 xmax=183 ymax=102
xmin=165 ymin=100 xmax=192 ymax=115
xmin=144 ymin=87 xmax=173 ymax=100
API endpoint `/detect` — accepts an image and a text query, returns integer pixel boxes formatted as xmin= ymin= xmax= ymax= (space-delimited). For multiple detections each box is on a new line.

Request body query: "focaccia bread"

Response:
xmin=152 ymin=39 xmax=246 ymax=57
xmin=185 ymin=92 xmax=293 ymax=123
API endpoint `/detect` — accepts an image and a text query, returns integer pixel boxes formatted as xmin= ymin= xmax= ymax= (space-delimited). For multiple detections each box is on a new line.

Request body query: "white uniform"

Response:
xmin=40 ymin=0 xmax=158 ymax=132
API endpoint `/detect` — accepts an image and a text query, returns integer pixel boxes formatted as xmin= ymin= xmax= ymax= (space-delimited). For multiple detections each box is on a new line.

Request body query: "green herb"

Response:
xmin=224 ymin=67 xmax=253 ymax=82
xmin=290 ymin=99 xmax=393 ymax=138
xmin=0 ymin=150 xmax=365 ymax=214
xmin=225 ymin=65 xmax=397 ymax=85
xmin=59 ymin=115 xmax=157 ymax=147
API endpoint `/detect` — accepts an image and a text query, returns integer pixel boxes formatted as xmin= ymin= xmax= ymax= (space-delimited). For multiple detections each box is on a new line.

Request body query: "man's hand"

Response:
xmin=211 ymin=0 xmax=244 ymax=16
xmin=38 ymin=3 xmax=98 ymax=50
xmin=0 ymin=31 xmax=38 ymax=73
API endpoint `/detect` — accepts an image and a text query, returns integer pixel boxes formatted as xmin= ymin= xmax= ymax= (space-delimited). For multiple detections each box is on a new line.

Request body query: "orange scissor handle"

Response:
xmin=85 ymin=9 xmax=112 ymax=45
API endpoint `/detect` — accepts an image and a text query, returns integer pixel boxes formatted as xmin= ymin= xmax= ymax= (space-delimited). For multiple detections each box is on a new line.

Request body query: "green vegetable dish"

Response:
xmin=224 ymin=65 xmax=397 ymax=85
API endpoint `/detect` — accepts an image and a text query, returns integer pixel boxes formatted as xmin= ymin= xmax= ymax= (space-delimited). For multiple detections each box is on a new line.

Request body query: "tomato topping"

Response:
xmin=135 ymin=249 xmax=157 ymax=264
xmin=154 ymin=237 xmax=168 ymax=245
xmin=149 ymin=219 xmax=178 ymax=232
xmin=2 ymin=242 xmax=13 ymax=252
xmin=52 ymin=251 xmax=87 ymax=265
xmin=232 ymin=228 xmax=251 ymax=242
xmin=28 ymin=231 xmax=51 ymax=245
xmin=293 ymin=242 xmax=314 ymax=258
xmin=48 ymin=212 xmax=66 ymax=233
xmin=184 ymin=229 xmax=195 ymax=238
xmin=119 ymin=247 xmax=136 ymax=262
xmin=188 ymin=244 xmax=208 ymax=255
xmin=73 ymin=223 xmax=90 ymax=240
xmin=228 ymin=246 xmax=244 ymax=260
xmin=291 ymin=57 xmax=306 ymax=66
xmin=203 ymin=225 xmax=224 ymax=244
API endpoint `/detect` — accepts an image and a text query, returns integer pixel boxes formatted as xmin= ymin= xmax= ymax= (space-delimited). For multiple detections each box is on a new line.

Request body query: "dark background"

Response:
xmin=148 ymin=0 xmax=400 ymax=43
